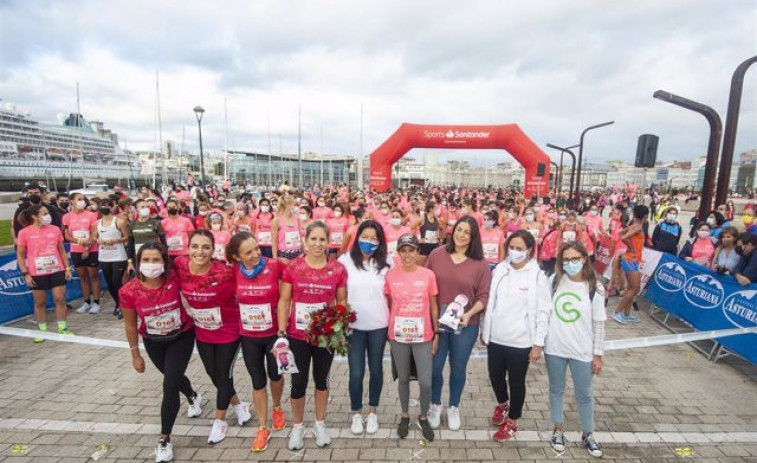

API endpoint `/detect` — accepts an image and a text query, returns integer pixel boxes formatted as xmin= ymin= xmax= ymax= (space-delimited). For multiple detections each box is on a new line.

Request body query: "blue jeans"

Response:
xmin=545 ymin=354 xmax=595 ymax=434
xmin=431 ymin=323 xmax=479 ymax=407
xmin=347 ymin=328 xmax=387 ymax=412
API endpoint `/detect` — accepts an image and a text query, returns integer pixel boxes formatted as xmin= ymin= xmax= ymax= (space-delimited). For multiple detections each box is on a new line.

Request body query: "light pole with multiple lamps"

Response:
xmin=193 ymin=106 xmax=206 ymax=187
xmin=546 ymin=143 xmax=578 ymax=200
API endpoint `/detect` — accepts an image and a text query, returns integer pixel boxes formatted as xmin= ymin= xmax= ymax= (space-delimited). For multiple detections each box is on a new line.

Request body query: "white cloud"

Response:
xmin=1 ymin=0 xmax=755 ymax=169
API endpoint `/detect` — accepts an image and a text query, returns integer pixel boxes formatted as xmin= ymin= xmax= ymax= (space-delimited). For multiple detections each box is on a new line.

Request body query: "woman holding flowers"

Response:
xmin=338 ymin=220 xmax=391 ymax=435
xmin=277 ymin=221 xmax=347 ymax=451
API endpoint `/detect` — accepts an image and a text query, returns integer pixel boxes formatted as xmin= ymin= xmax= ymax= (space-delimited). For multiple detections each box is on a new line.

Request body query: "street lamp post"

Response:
xmin=193 ymin=106 xmax=206 ymax=187
xmin=546 ymin=143 xmax=578 ymax=200
xmin=576 ymin=121 xmax=614 ymax=199
xmin=550 ymin=162 xmax=559 ymax=191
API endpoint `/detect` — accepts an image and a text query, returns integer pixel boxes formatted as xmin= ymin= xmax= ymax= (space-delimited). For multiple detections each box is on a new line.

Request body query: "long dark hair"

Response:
xmin=226 ymin=231 xmax=254 ymax=263
xmin=349 ymin=220 xmax=389 ymax=273
xmin=19 ymin=205 xmax=45 ymax=227
xmin=136 ymin=241 xmax=171 ymax=281
xmin=444 ymin=215 xmax=484 ymax=260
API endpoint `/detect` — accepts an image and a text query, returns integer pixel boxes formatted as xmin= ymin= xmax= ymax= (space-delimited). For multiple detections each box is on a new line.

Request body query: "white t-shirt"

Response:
xmin=489 ymin=264 xmax=532 ymax=348
xmin=544 ymin=277 xmax=607 ymax=362
xmin=338 ymin=254 xmax=392 ymax=331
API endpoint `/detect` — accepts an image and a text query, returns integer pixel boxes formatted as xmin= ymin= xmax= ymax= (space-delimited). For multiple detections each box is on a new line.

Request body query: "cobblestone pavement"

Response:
xmin=0 ymin=295 xmax=756 ymax=462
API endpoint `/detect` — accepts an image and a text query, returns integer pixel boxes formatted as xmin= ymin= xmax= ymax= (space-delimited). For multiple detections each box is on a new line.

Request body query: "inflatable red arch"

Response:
xmin=369 ymin=123 xmax=551 ymax=197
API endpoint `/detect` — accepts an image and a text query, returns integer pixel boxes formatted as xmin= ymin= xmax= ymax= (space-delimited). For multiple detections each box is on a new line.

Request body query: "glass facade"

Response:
xmin=230 ymin=151 xmax=356 ymax=187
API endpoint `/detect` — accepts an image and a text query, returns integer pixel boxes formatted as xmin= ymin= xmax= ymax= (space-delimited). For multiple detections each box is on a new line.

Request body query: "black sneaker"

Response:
xmin=397 ymin=417 xmax=409 ymax=438
xmin=583 ymin=433 xmax=602 ymax=458
xmin=417 ymin=418 xmax=434 ymax=442
xmin=116 ymin=308 xmax=123 ymax=320
xmin=550 ymin=428 xmax=565 ymax=452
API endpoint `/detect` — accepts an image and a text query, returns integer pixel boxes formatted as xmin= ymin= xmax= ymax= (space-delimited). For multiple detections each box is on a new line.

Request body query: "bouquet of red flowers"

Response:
xmin=307 ymin=304 xmax=356 ymax=355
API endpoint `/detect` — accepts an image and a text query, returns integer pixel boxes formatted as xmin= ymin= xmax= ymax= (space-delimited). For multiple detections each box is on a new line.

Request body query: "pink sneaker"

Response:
xmin=491 ymin=403 xmax=510 ymax=426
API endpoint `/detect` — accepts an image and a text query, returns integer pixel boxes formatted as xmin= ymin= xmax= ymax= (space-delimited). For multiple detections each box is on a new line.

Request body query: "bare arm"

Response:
xmin=277 ymin=281 xmax=292 ymax=333
xmin=121 ymin=308 xmax=145 ymax=373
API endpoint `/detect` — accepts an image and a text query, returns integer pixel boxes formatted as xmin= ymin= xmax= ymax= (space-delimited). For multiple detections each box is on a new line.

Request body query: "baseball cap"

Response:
xmin=396 ymin=234 xmax=419 ymax=251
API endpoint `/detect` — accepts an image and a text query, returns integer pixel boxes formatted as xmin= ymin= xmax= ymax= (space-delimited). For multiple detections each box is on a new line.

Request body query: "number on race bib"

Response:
xmin=240 ymin=303 xmax=273 ymax=331
xmin=393 ymin=316 xmax=424 ymax=343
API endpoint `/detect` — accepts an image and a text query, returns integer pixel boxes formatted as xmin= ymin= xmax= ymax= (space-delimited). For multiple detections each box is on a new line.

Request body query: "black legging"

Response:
xmin=289 ymin=337 xmax=334 ymax=399
xmin=487 ymin=342 xmax=531 ymax=420
xmin=99 ymin=260 xmax=127 ymax=307
xmin=143 ymin=328 xmax=197 ymax=435
xmin=241 ymin=335 xmax=281 ymax=390
xmin=196 ymin=339 xmax=241 ymax=410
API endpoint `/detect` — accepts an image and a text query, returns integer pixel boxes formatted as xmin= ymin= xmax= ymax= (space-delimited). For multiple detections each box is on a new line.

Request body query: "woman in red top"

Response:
xmin=227 ymin=232 xmax=286 ymax=452
xmin=254 ymin=197 xmax=276 ymax=258
xmin=174 ymin=230 xmax=250 ymax=444
xmin=119 ymin=242 xmax=202 ymax=463
xmin=16 ymin=205 xmax=73 ymax=342
xmin=277 ymin=222 xmax=347 ymax=451
xmin=325 ymin=203 xmax=349 ymax=257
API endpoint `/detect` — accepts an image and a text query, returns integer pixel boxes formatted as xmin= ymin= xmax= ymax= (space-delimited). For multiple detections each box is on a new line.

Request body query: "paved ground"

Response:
xmin=0 ymin=291 xmax=756 ymax=462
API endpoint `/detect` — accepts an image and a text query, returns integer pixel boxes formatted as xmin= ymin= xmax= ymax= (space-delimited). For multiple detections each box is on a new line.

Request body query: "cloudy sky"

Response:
xmin=1 ymin=0 xmax=755 ymax=167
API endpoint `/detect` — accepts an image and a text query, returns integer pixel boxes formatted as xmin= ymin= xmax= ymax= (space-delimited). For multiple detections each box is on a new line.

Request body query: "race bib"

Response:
xmin=240 ymin=303 xmax=273 ymax=332
xmin=144 ymin=309 xmax=181 ymax=335
xmin=424 ymin=230 xmax=439 ymax=244
xmin=483 ymin=243 xmax=498 ymax=260
xmin=285 ymin=231 xmax=301 ymax=248
xmin=166 ymin=235 xmax=184 ymax=251
xmin=213 ymin=244 xmax=225 ymax=260
xmin=257 ymin=231 xmax=272 ymax=245
xmin=294 ymin=302 xmax=324 ymax=331
xmin=237 ymin=224 xmax=251 ymax=233
xmin=191 ymin=306 xmax=222 ymax=331
xmin=72 ymin=230 xmax=90 ymax=241
xmin=393 ymin=316 xmax=424 ymax=343
xmin=99 ymin=243 xmax=117 ymax=252
xmin=34 ymin=255 xmax=59 ymax=275
xmin=330 ymin=232 xmax=343 ymax=246
xmin=562 ymin=230 xmax=576 ymax=243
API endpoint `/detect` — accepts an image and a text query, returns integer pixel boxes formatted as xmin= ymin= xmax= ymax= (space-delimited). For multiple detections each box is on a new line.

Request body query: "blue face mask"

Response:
xmin=563 ymin=261 xmax=583 ymax=277
xmin=358 ymin=239 xmax=379 ymax=255
xmin=239 ymin=258 xmax=266 ymax=279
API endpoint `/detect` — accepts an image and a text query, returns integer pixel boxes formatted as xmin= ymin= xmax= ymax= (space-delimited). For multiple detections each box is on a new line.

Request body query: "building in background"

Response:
xmin=229 ymin=150 xmax=356 ymax=187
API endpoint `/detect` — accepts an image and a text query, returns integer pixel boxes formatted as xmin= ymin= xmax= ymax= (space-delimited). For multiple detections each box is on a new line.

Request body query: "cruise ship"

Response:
xmin=0 ymin=104 xmax=142 ymax=191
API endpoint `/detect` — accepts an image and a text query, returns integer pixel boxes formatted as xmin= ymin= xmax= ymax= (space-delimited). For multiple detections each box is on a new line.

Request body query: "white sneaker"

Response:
xmin=427 ymin=403 xmax=442 ymax=429
xmin=88 ymin=302 xmax=101 ymax=314
xmin=288 ymin=425 xmax=305 ymax=450
xmin=233 ymin=402 xmax=252 ymax=426
xmin=350 ymin=413 xmax=364 ymax=435
xmin=313 ymin=421 xmax=331 ymax=447
xmin=155 ymin=439 xmax=173 ymax=462
xmin=76 ymin=302 xmax=91 ymax=314
xmin=187 ymin=393 xmax=202 ymax=418
xmin=447 ymin=406 xmax=461 ymax=431
xmin=366 ymin=412 xmax=379 ymax=434
xmin=208 ymin=419 xmax=228 ymax=444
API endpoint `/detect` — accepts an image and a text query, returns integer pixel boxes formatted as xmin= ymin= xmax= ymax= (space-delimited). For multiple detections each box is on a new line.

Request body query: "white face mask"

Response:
xmin=508 ymin=248 xmax=528 ymax=264
xmin=697 ymin=230 xmax=711 ymax=239
xmin=389 ymin=218 xmax=401 ymax=226
xmin=76 ymin=200 xmax=86 ymax=210
xmin=525 ymin=214 xmax=535 ymax=223
xmin=590 ymin=210 xmax=598 ymax=216
xmin=318 ymin=201 xmax=325 ymax=207
xmin=199 ymin=210 xmax=209 ymax=216
xmin=334 ymin=211 xmax=342 ymax=218
xmin=260 ymin=206 xmax=270 ymax=213
xmin=140 ymin=262 xmax=164 ymax=279
xmin=139 ymin=208 xmax=150 ymax=218
xmin=484 ymin=219 xmax=494 ymax=229
xmin=299 ymin=213 xmax=309 ymax=221
xmin=211 ymin=223 xmax=222 ymax=231
xmin=41 ymin=214 xmax=52 ymax=225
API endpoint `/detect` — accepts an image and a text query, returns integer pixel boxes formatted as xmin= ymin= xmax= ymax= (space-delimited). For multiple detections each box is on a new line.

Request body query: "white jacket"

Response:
xmin=481 ymin=259 xmax=551 ymax=347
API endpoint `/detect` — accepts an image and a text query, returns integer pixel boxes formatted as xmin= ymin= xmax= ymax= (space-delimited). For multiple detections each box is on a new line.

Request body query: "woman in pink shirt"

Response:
xmin=62 ymin=193 xmax=101 ymax=314
xmin=326 ymin=203 xmax=349 ymax=257
xmin=17 ymin=205 xmax=73 ymax=342
xmin=384 ymin=234 xmax=438 ymax=442
xmin=227 ymin=232 xmax=286 ymax=452
xmin=384 ymin=209 xmax=412 ymax=259
xmin=254 ymin=197 xmax=276 ymax=258
xmin=161 ymin=199 xmax=195 ymax=261
xmin=679 ymin=222 xmax=716 ymax=268
xmin=312 ymin=198 xmax=334 ymax=221
xmin=481 ymin=211 xmax=505 ymax=267
xmin=272 ymin=196 xmax=303 ymax=262
xmin=119 ymin=242 xmax=202 ymax=462
xmin=232 ymin=203 xmax=254 ymax=234
xmin=207 ymin=213 xmax=232 ymax=262
xmin=174 ymin=230 xmax=250 ymax=444
xmin=277 ymin=222 xmax=347 ymax=451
